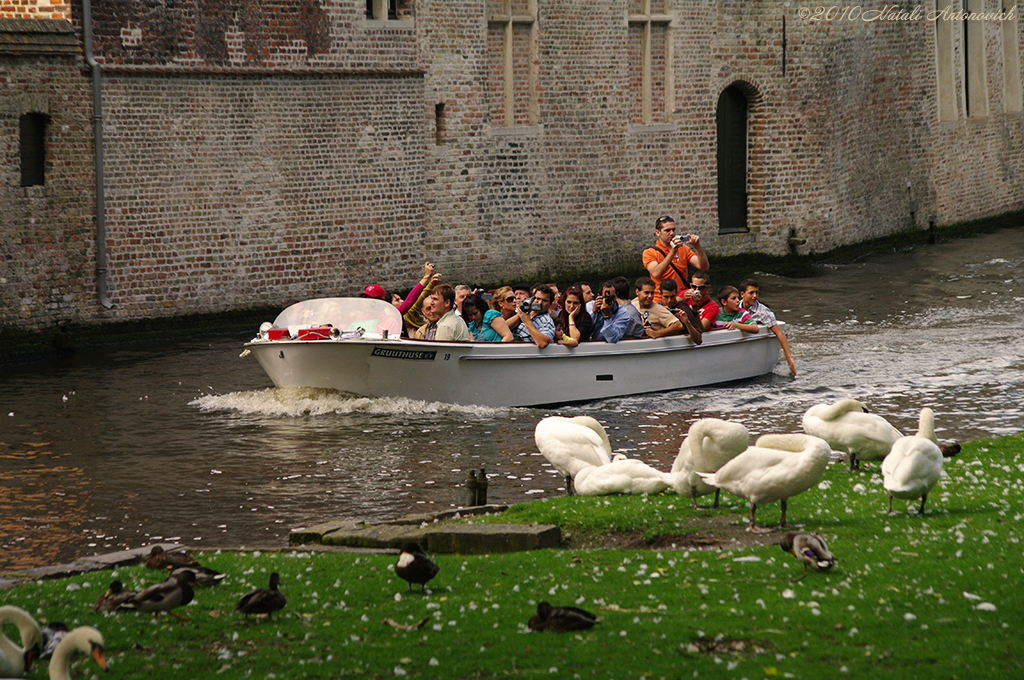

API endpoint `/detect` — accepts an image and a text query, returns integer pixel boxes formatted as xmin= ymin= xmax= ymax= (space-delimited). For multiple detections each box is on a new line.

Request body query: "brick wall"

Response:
xmin=1 ymin=0 xmax=1022 ymax=333
xmin=0 ymin=0 xmax=69 ymax=20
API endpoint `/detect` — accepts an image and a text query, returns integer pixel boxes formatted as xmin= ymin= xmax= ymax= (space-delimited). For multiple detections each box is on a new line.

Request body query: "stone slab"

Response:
xmin=319 ymin=523 xmax=426 ymax=549
xmin=423 ymin=523 xmax=560 ymax=554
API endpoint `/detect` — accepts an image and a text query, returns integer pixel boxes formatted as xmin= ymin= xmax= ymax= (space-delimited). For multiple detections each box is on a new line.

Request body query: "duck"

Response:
xmin=170 ymin=564 xmax=226 ymax=587
xmin=0 ymin=605 xmax=43 ymax=677
xmin=534 ymin=415 xmax=612 ymax=494
xmin=39 ymin=623 xmax=68 ymax=660
xmin=697 ymin=433 xmax=831 ymax=531
xmin=143 ymin=545 xmax=199 ymax=570
xmin=882 ymin=407 xmax=944 ymax=514
xmin=235 ymin=572 xmax=287 ymax=619
xmin=44 ymin=626 xmax=107 ymax=680
xmin=668 ymin=419 xmax=749 ymax=509
xmin=572 ymin=458 xmax=671 ymax=496
xmin=94 ymin=580 xmax=138 ymax=613
xmin=528 ymin=601 xmax=599 ymax=632
xmin=123 ymin=569 xmax=196 ymax=622
xmin=780 ymin=531 xmax=836 ymax=581
xmin=394 ymin=543 xmax=440 ymax=593
xmin=802 ymin=399 xmax=902 ymax=470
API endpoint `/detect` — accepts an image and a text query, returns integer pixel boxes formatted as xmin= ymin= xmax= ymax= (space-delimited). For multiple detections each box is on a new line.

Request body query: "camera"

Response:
xmin=603 ymin=293 xmax=616 ymax=306
xmin=680 ymin=234 xmax=690 ymax=244
xmin=519 ymin=298 xmax=538 ymax=314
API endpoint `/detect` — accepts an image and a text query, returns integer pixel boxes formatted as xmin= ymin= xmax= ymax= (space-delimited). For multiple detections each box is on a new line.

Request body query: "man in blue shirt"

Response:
xmin=591 ymin=277 xmax=644 ymax=343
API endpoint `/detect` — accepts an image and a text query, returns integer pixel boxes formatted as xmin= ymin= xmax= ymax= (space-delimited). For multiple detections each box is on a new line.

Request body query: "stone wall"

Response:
xmin=2 ymin=0 xmax=1022 ymax=332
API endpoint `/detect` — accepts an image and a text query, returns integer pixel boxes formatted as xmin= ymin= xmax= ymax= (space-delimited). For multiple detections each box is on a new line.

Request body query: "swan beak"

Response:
xmin=91 ymin=643 xmax=110 ymax=671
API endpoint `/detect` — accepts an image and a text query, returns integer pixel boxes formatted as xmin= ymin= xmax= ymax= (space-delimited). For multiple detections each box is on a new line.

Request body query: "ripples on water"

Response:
xmin=2 ymin=228 xmax=1023 ymax=570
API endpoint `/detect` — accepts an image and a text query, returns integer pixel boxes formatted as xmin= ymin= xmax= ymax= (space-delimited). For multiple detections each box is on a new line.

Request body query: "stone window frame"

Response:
xmin=627 ymin=0 xmax=674 ymax=127
xmin=1001 ymin=0 xmax=1022 ymax=114
xmin=487 ymin=0 xmax=539 ymax=129
xmin=365 ymin=0 xmax=414 ymax=23
xmin=934 ymin=1 xmax=958 ymax=122
xmin=962 ymin=0 xmax=989 ymax=118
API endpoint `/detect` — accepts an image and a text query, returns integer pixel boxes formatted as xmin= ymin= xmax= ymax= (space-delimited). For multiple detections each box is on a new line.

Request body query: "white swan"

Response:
xmin=668 ymin=419 xmax=749 ymax=509
xmin=697 ymin=433 xmax=831 ymax=531
xmin=802 ymin=399 xmax=902 ymax=470
xmin=882 ymin=407 xmax=944 ymax=514
xmin=43 ymin=626 xmax=107 ymax=680
xmin=534 ymin=416 xmax=613 ymax=494
xmin=0 ymin=605 xmax=43 ymax=677
xmin=573 ymin=458 xmax=671 ymax=496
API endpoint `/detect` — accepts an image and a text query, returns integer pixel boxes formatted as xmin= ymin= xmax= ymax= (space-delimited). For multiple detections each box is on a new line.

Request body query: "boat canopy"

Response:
xmin=272 ymin=297 xmax=404 ymax=336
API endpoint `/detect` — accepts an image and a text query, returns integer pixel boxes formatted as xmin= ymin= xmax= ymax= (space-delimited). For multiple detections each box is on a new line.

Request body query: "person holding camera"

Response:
xmin=591 ymin=277 xmax=644 ymax=344
xmin=511 ymin=284 xmax=556 ymax=348
xmin=643 ymin=215 xmax=709 ymax=304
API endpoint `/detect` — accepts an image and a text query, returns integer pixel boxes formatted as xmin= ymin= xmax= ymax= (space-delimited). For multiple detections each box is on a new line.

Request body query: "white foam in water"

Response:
xmin=189 ymin=387 xmax=508 ymax=418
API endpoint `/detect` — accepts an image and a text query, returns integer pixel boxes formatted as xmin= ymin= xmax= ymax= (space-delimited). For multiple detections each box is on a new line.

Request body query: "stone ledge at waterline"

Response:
xmin=289 ymin=504 xmax=561 ymax=555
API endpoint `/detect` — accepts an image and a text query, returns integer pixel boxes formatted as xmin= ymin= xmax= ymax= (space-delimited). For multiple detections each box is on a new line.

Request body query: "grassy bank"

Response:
xmin=3 ymin=434 xmax=1022 ymax=679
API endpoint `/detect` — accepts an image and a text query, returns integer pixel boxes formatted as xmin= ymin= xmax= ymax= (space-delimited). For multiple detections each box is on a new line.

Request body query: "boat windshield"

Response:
xmin=272 ymin=297 xmax=404 ymax=336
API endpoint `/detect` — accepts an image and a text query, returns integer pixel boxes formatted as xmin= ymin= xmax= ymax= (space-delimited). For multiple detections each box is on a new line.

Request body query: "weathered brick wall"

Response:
xmin=2 ymin=0 xmax=1022 ymax=333
xmin=0 ymin=0 xmax=68 ymax=20
xmin=0 ymin=55 xmax=97 ymax=329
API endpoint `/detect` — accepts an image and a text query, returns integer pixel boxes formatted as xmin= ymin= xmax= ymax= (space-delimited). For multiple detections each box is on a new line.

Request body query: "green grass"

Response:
xmin=3 ymin=435 xmax=1024 ymax=679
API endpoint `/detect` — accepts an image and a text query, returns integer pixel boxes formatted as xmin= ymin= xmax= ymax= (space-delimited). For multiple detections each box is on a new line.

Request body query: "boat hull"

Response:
xmin=245 ymin=325 xmax=783 ymax=408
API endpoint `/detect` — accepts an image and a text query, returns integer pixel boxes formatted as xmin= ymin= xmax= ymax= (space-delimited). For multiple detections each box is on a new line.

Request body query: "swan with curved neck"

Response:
xmin=44 ymin=626 xmax=107 ymax=680
xmin=534 ymin=415 xmax=613 ymax=494
xmin=668 ymin=419 xmax=749 ymax=508
xmin=697 ymin=433 xmax=831 ymax=531
xmin=0 ymin=605 xmax=43 ymax=677
xmin=882 ymin=407 xmax=944 ymax=514
xmin=802 ymin=399 xmax=902 ymax=470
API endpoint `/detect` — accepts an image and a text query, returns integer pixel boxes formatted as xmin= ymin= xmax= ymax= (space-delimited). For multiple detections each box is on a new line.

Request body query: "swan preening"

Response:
xmin=0 ymin=605 xmax=43 ymax=677
xmin=802 ymin=399 xmax=903 ymax=470
xmin=882 ymin=407 xmax=944 ymax=513
xmin=697 ymin=434 xmax=832 ymax=530
xmin=534 ymin=416 xmax=613 ymax=494
xmin=669 ymin=419 xmax=750 ymax=509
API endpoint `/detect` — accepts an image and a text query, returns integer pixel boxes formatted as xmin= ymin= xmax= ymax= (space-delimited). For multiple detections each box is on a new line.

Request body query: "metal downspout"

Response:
xmin=82 ymin=0 xmax=113 ymax=309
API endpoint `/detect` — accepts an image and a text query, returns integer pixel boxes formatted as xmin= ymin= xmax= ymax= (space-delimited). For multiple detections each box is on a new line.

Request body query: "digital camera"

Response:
xmin=519 ymin=298 xmax=539 ymax=313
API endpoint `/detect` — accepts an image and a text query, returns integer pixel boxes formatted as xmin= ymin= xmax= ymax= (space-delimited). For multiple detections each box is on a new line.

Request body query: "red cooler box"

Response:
xmin=267 ymin=328 xmax=290 ymax=340
xmin=297 ymin=326 xmax=333 ymax=340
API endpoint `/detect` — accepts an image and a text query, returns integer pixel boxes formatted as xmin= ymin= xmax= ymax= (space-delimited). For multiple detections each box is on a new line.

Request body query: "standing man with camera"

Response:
xmin=511 ymin=284 xmax=556 ymax=348
xmin=643 ymin=215 xmax=709 ymax=304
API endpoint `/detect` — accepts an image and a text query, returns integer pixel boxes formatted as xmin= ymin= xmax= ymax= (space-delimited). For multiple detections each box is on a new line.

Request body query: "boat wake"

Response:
xmin=189 ymin=386 xmax=507 ymax=418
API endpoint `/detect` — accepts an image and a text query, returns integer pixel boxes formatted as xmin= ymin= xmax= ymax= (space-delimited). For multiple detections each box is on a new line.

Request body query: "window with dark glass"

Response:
xmin=20 ymin=112 xmax=48 ymax=187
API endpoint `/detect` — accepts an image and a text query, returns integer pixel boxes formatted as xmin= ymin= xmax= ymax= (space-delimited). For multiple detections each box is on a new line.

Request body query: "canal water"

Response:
xmin=2 ymin=226 xmax=1023 ymax=571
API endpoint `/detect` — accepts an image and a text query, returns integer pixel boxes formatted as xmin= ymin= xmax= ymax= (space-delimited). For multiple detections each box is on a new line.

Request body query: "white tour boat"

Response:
xmin=243 ymin=297 xmax=783 ymax=407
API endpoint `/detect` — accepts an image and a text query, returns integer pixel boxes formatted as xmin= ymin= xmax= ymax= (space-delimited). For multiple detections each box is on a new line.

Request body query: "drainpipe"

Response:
xmin=82 ymin=0 xmax=114 ymax=309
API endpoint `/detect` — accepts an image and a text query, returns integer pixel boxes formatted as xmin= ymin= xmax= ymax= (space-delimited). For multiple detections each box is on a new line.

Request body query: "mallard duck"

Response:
xmin=143 ymin=545 xmax=199 ymax=570
xmin=572 ymin=458 xmax=671 ymax=496
xmin=394 ymin=543 xmax=439 ymax=592
xmin=527 ymin=601 xmax=599 ymax=632
xmin=698 ymin=433 xmax=831 ymax=531
xmin=39 ymin=623 xmax=68 ymax=660
xmin=234 ymin=572 xmax=287 ymax=620
xmin=780 ymin=532 xmax=836 ymax=581
xmin=668 ymin=418 xmax=749 ymax=509
xmin=94 ymin=580 xmax=138 ymax=613
xmin=0 ymin=605 xmax=43 ymax=677
xmin=170 ymin=565 xmax=226 ymax=587
xmin=124 ymin=570 xmax=196 ymax=622
xmin=802 ymin=399 xmax=902 ymax=470
xmin=44 ymin=626 xmax=107 ymax=680
xmin=882 ymin=407 xmax=944 ymax=514
xmin=534 ymin=415 xmax=613 ymax=494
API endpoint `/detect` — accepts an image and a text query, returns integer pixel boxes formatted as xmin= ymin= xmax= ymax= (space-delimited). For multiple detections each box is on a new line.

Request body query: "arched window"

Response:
xmin=716 ymin=86 xmax=748 ymax=234
xmin=20 ymin=112 xmax=49 ymax=187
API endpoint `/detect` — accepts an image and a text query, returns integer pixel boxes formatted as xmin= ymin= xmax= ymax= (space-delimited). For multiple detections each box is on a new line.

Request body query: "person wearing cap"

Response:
xmin=360 ymin=284 xmax=387 ymax=300
xmin=642 ymin=215 xmax=708 ymax=304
